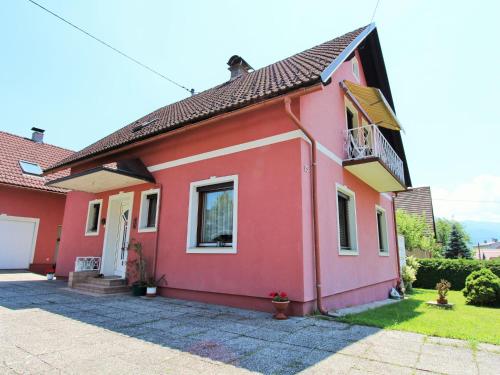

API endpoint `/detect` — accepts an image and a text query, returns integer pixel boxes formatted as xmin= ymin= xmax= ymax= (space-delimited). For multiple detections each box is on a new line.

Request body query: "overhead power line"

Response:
xmin=26 ymin=0 xmax=195 ymax=95
xmin=370 ymin=0 xmax=381 ymax=23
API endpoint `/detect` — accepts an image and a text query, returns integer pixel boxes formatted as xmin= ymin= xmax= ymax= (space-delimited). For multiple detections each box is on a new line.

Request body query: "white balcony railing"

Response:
xmin=345 ymin=125 xmax=405 ymax=183
xmin=75 ymin=257 xmax=101 ymax=272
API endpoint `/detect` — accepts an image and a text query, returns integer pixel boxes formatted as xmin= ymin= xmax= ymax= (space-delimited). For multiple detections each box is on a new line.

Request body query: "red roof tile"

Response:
xmin=47 ymin=26 xmax=368 ymax=172
xmin=0 ymin=131 xmax=74 ymax=193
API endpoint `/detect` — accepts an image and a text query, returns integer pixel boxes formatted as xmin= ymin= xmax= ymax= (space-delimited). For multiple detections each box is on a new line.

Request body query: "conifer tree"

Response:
xmin=445 ymin=224 xmax=471 ymax=259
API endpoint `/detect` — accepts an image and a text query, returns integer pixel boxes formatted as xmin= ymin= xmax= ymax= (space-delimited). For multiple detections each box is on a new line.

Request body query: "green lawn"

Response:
xmin=338 ymin=288 xmax=500 ymax=345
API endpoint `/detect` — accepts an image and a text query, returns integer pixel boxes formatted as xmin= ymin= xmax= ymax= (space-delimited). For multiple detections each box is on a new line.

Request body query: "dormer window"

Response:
xmin=352 ymin=57 xmax=360 ymax=82
xmin=19 ymin=161 xmax=43 ymax=176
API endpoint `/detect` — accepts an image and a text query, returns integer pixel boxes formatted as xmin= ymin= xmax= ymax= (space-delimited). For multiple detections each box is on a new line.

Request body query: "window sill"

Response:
xmin=138 ymin=227 xmax=157 ymax=233
xmin=84 ymin=231 xmax=99 ymax=237
xmin=186 ymin=247 xmax=237 ymax=254
xmin=378 ymin=251 xmax=390 ymax=257
xmin=339 ymin=249 xmax=358 ymax=256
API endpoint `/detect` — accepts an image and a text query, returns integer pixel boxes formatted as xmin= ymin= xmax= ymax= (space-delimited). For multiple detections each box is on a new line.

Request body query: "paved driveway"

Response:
xmin=0 ymin=272 xmax=498 ymax=374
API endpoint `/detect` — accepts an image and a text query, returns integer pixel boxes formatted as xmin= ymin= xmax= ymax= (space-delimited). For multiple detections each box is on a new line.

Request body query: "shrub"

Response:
xmin=462 ymin=268 xmax=500 ymax=306
xmin=414 ymin=258 xmax=500 ymax=290
xmin=402 ymin=256 xmax=419 ymax=292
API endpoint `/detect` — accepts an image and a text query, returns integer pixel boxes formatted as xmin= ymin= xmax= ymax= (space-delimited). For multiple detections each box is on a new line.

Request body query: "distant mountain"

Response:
xmin=460 ymin=221 xmax=500 ymax=245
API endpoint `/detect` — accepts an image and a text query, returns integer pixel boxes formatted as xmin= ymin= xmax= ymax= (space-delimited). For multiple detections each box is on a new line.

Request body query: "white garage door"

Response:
xmin=0 ymin=216 xmax=39 ymax=269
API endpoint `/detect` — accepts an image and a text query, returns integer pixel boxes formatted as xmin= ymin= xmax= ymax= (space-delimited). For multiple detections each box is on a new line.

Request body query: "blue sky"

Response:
xmin=1 ymin=1 xmax=499 ymax=222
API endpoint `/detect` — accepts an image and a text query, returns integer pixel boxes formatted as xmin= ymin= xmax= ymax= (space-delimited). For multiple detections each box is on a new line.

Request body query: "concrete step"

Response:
xmin=85 ymin=277 xmax=126 ymax=287
xmin=73 ymin=282 xmax=130 ymax=295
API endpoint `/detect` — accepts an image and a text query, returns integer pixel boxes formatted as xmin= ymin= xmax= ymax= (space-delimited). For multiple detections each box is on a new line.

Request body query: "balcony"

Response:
xmin=343 ymin=125 xmax=406 ymax=192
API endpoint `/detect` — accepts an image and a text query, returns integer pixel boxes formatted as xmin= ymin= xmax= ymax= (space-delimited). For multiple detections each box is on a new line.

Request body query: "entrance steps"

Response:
xmin=73 ymin=276 xmax=129 ymax=295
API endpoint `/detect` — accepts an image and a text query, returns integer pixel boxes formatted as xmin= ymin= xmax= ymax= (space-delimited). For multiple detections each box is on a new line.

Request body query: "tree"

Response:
xmin=436 ymin=218 xmax=471 ymax=247
xmin=396 ymin=210 xmax=442 ymax=257
xmin=445 ymin=224 xmax=472 ymax=259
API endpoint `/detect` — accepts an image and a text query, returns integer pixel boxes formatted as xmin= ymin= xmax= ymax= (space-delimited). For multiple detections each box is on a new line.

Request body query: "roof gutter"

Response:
xmin=44 ymin=84 xmax=323 ymax=175
xmin=284 ymin=97 xmax=329 ymax=316
xmin=320 ymin=23 xmax=376 ymax=83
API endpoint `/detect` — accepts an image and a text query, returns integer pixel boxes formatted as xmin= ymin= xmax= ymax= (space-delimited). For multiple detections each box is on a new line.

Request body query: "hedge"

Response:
xmin=414 ymin=258 xmax=500 ymax=290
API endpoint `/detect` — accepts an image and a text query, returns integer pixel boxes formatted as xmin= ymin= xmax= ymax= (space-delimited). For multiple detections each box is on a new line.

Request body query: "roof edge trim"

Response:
xmin=320 ymin=23 xmax=376 ymax=83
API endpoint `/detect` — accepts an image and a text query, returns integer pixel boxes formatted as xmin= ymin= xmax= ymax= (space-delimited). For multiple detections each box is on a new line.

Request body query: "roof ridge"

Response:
xmin=0 ymin=130 xmax=75 ymax=153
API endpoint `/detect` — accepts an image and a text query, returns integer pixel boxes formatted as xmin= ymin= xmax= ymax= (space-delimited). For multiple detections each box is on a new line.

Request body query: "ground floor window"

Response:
xmin=138 ymin=188 xmax=160 ymax=232
xmin=85 ymin=199 xmax=102 ymax=236
xmin=187 ymin=175 xmax=238 ymax=253
xmin=336 ymin=184 xmax=358 ymax=255
xmin=376 ymin=205 xmax=389 ymax=255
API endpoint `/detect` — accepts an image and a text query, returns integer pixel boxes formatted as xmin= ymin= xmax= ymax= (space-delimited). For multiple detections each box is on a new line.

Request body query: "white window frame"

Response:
xmin=85 ymin=199 xmax=102 ymax=236
xmin=186 ymin=175 xmax=238 ymax=254
xmin=336 ymin=184 xmax=358 ymax=255
xmin=375 ymin=205 xmax=390 ymax=256
xmin=138 ymin=188 xmax=160 ymax=233
xmin=352 ymin=57 xmax=360 ymax=82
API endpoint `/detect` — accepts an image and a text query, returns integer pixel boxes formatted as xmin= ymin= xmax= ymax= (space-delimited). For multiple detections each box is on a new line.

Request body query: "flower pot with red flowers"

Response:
xmin=269 ymin=291 xmax=290 ymax=320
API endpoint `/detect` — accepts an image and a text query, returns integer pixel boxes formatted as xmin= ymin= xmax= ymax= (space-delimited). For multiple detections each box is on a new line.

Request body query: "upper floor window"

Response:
xmin=336 ymin=184 xmax=358 ymax=255
xmin=85 ymin=199 xmax=102 ymax=236
xmin=376 ymin=205 xmax=389 ymax=255
xmin=187 ymin=175 xmax=238 ymax=254
xmin=19 ymin=160 xmax=43 ymax=176
xmin=352 ymin=57 xmax=360 ymax=82
xmin=138 ymin=189 xmax=160 ymax=232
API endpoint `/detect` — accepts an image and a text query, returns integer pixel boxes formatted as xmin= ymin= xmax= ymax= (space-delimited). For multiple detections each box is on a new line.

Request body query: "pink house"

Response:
xmin=0 ymin=128 xmax=73 ymax=274
xmin=45 ymin=24 xmax=411 ymax=315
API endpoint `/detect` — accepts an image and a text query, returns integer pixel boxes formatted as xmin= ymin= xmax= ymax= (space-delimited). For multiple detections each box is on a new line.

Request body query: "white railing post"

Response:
xmin=345 ymin=124 xmax=404 ymax=184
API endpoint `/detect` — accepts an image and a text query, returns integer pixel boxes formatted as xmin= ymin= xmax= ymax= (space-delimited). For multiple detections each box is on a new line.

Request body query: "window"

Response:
xmin=352 ymin=57 xmax=360 ymax=81
xmin=85 ymin=199 xmax=102 ymax=236
xmin=186 ymin=175 xmax=238 ymax=253
xmin=138 ymin=189 xmax=160 ymax=232
xmin=346 ymin=108 xmax=355 ymax=131
xmin=19 ymin=160 xmax=43 ymax=176
xmin=336 ymin=184 xmax=358 ymax=255
xmin=376 ymin=205 xmax=389 ymax=255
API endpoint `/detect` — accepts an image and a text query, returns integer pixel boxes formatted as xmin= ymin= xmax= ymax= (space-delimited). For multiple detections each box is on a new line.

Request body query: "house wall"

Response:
xmin=0 ymin=184 xmax=66 ymax=274
xmin=56 ymin=104 xmax=309 ymax=314
xmin=56 ymin=49 xmax=401 ymax=314
xmin=298 ymin=50 xmax=399 ymax=310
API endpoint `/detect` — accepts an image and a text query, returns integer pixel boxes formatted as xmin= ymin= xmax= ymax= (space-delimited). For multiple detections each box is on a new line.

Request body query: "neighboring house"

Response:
xmin=394 ymin=186 xmax=436 ymax=237
xmin=0 ymin=128 xmax=73 ymax=273
xmin=474 ymin=240 xmax=500 ymax=260
xmin=46 ymin=24 xmax=412 ymax=315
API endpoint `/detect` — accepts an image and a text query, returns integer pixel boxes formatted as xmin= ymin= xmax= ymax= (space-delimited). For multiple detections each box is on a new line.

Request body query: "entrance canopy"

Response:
xmin=46 ymin=158 xmax=155 ymax=193
xmin=343 ymin=80 xmax=402 ymax=131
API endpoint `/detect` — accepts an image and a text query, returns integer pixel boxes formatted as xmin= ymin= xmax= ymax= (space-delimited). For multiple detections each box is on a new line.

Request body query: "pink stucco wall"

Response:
xmin=56 ymin=49 xmax=401 ymax=314
xmin=0 ymin=185 xmax=66 ymax=274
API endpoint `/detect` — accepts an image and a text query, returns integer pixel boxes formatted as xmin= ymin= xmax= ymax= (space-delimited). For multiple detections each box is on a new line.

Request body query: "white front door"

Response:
xmin=101 ymin=193 xmax=133 ymax=278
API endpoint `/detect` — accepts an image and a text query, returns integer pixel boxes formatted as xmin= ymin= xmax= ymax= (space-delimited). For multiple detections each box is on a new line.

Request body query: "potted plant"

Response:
xmin=269 ymin=291 xmax=290 ymax=320
xmin=46 ymin=264 xmax=56 ymax=280
xmin=436 ymin=279 xmax=451 ymax=305
xmin=127 ymin=240 xmax=148 ymax=296
xmin=146 ymin=274 xmax=166 ymax=297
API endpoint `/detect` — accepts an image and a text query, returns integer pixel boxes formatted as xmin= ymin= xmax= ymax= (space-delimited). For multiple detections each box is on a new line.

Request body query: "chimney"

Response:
xmin=31 ymin=127 xmax=45 ymax=143
xmin=227 ymin=55 xmax=253 ymax=80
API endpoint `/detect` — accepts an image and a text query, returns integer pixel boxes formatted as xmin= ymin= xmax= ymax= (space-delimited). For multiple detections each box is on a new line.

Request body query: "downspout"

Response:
xmin=284 ymin=97 xmax=328 ymax=315
xmin=392 ymin=192 xmax=402 ymax=283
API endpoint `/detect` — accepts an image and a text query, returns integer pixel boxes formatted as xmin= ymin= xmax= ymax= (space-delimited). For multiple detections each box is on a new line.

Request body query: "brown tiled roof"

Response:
xmin=0 ymin=131 xmax=73 ymax=193
xmin=395 ymin=186 xmax=436 ymax=236
xmin=47 ymin=26 xmax=368 ymax=172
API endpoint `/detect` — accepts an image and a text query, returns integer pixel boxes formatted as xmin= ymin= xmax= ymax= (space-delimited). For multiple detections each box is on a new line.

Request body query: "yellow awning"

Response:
xmin=343 ymin=80 xmax=402 ymax=131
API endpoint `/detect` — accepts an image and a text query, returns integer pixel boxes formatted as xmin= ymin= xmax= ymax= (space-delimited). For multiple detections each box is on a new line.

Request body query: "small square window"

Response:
xmin=19 ymin=160 xmax=43 ymax=176
xmin=376 ymin=206 xmax=389 ymax=255
xmin=336 ymin=184 xmax=358 ymax=255
xmin=85 ymin=199 xmax=102 ymax=236
xmin=138 ymin=189 xmax=160 ymax=232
